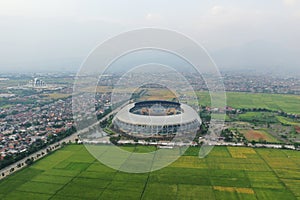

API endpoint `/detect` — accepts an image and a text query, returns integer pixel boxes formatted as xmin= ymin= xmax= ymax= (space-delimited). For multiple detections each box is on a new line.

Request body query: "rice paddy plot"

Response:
xmin=1 ymin=144 xmax=300 ymax=199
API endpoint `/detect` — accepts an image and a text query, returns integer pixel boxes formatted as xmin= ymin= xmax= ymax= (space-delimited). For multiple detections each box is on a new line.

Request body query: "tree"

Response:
xmin=25 ymin=158 xmax=34 ymax=165
xmin=110 ymin=135 xmax=121 ymax=145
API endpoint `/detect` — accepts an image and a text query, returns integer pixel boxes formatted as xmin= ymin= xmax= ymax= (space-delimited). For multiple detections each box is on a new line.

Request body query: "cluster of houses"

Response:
xmin=184 ymin=72 xmax=300 ymax=94
xmin=0 ymin=97 xmax=74 ymax=160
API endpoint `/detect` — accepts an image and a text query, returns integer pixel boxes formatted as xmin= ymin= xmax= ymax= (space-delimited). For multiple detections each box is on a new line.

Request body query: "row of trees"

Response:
xmin=226 ymin=107 xmax=299 ymax=120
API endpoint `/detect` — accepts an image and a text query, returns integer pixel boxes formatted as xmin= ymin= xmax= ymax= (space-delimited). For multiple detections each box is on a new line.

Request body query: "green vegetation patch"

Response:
xmin=55 ymin=182 xmax=104 ymax=199
xmin=276 ymin=116 xmax=300 ymax=126
xmin=236 ymin=112 xmax=279 ymax=124
xmin=78 ymin=171 xmax=116 ymax=180
xmin=177 ymin=185 xmax=215 ymax=200
xmin=254 ymin=188 xmax=296 ymax=200
xmin=86 ymin=161 xmax=116 ymax=173
xmin=70 ymin=177 xmax=110 ymax=189
xmin=281 ymin=179 xmax=300 ymax=198
xmin=142 ymin=183 xmax=178 ymax=200
xmin=113 ymin=172 xmax=148 ymax=182
xmin=64 ymin=162 xmax=90 ymax=171
xmin=196 ymin=92 xmax=300 ymax=114
xmin=1 ymin=144 xmax=300 ymax=199
xmin=0 ymin=179 xmax=27 ymax=194
xmin=214 ymin=190 xmax=239 ymax=200
xmin=31 ymin=174 xmax=73 ymax=185
xmin=7 ymin=168 xmax=44 ymax=181
xmin=119 ymin=145 xmax=157 ymax=153
xmin=101 ymin=189 xmax=142 ymax=200
xmin=42 ymin=168 xmax=80 ymax=177
xmin=16 ymin=181 xmax=64 ymax=194
xmin=2 ymin=191 xmax=51 ymax=200
xmin=169 ymin=156 xmax=207 ymax=169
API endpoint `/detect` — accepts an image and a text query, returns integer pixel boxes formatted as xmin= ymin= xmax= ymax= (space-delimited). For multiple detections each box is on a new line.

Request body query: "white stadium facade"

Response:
xmin=113 ymin=100 xmax=201 ymax=138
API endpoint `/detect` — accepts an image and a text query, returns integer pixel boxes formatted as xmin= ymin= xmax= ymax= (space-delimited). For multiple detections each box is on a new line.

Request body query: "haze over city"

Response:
xmin=0 ymin=0 xmax=300 ymax=74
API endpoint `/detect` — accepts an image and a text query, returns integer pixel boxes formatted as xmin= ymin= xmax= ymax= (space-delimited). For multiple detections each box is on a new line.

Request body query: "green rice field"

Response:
xmin=276 ymin=116 xmax=300 ymax=126
xmin=1 ymin=145 xmax=300 ymax=200
xmin=196 ymin=92 xmax=300 ymax=115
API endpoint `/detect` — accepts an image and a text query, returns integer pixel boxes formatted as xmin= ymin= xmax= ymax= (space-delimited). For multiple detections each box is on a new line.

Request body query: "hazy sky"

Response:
xmin=0 ymin=0 xmax=299 ymax=73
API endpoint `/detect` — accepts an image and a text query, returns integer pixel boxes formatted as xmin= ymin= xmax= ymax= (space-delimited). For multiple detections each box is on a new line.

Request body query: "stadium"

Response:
xmin=112 ymin=100 xmax=201 ymax=138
